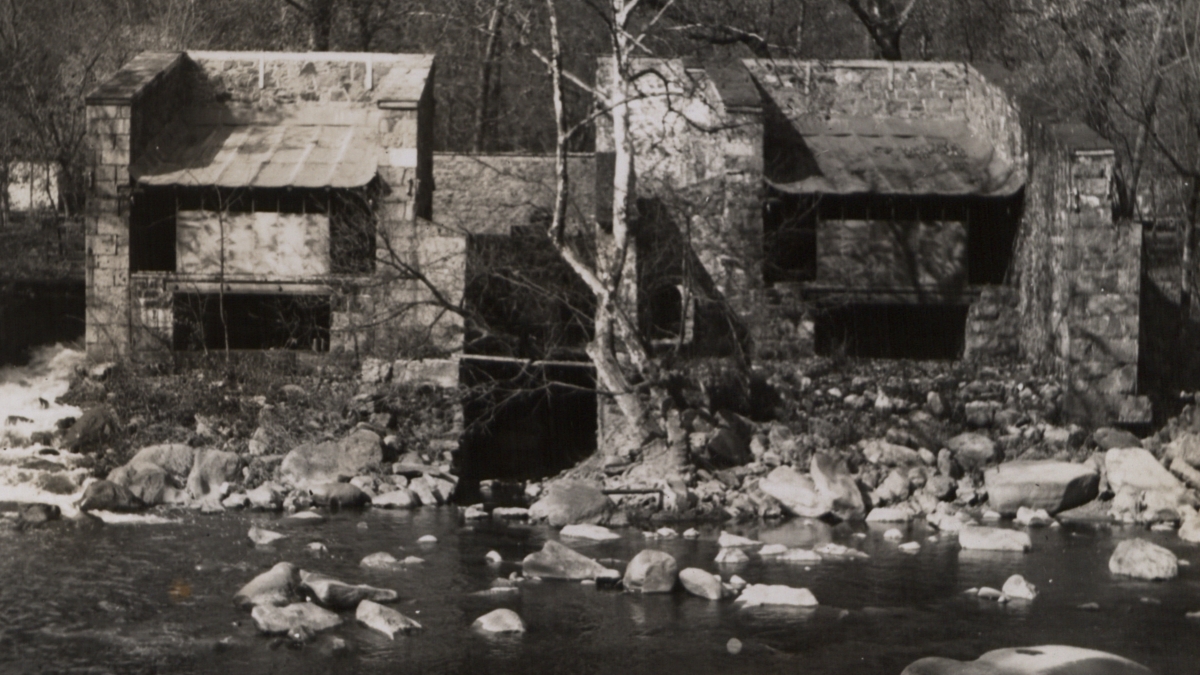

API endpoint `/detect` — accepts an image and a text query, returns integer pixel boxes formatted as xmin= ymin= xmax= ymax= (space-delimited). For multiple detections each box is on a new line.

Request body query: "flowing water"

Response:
xmin=1 ymin=349 xmax=1199 ymax=674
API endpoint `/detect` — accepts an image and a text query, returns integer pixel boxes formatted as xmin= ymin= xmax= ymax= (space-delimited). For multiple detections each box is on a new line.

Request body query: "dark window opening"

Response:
xmin=130 ymin=187 xmax=177 ymax=271
xmin=648 ymin=285 xmax=684 ymax=339
xmin=763 ymin=192 xmax=818 ymax=283
xmin=815 ymin=303 xmax=967 ymax=359
xmin=172 ymin=293 xmax=330 ymax=351
xmin=329 ymin=188 xmax=377 ymax=274
xmin=966 ymin=190 xmax=1023 ymax=285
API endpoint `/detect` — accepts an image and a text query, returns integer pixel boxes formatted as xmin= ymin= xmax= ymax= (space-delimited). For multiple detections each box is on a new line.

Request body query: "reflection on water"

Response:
xmin=0 ymin=509 xmax=1197 ymax=674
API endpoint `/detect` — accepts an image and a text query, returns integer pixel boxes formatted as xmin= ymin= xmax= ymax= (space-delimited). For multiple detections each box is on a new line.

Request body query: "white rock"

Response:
xmin=492 ymin=507 xmax=530 ymax=519
xmin=1109 ymin=538 xmax=1178 ymax=580
xmin=814 ymin=543 xmax=869 ymax=559
xmin=248 ymin=527 xmax=286 ymax=546
xmin=758 ymin=544 xmax=788 ymax=556
xmin=866 ymin=506 xmax=911 ymax=522
xmin=982 ymin=509 xmax=1002 ymax=522
xmin=356 ymin=599 xmax=421 ymax=639
xmin=735 ymin=584 xmax=818 ymax=607
xmin=463 ymin=504 xmax=489 ymax=519
xmin=729 ymin=575 xmax=748 ymax=590
xmin=883 ymin=528 xmax=904 ymax=541
xmin=485 ymin=550 xmax=503 ymax=564
xmin=1002 ymin=574 xmax=1038 ymax=600
xmin=360 ymin=552 xmax=399 ymax=569
xmin=472 ymin=608 xmax=526 ymax=633
xmin=655 ymin=527 xmax=679 ymax=538
xmin=678 ymin=567 xmax=724 ymax=600
xmin=718 ymin=531 xmax=761 ymax=547
xmin=417 ymin=535 xmax=437 ymax=544
xmin=1015 ymin=506 xmax=1054 ymax=527
xmin=715 ymin=548 xmax=750 ymax=564
xmin=778 ymin=548 xmax=822 ymax=563
xmin=560 ymin=524 xmax=621 ymax=541
xmin=899 ymin=542 xmax=920 ymax=554
xmin=682 ymin=528 xmax=700 ymax=539
xmin=977 ymin=587 xmax=1004 ymax=600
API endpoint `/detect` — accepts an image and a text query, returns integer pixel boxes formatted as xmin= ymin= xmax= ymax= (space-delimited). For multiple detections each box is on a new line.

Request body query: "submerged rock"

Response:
xmin=521 ymin=540 xmax=614 ymax=580
xmin=355 ymin=599 xmax=421 ymax=639
xmin=560 ymin=524 xmax=620 ymax=541
xmin=717 ymin=531 xmax=761 ymax=547
xmin=984 ymin=461 xmax=1099 ymax=515
xmin=472 ymin=608 xmax=526 ymax=633
xmin=248 ymin=527 xmax=286 ymax=546
xmin=735 ymin=584 xmax=818 ymax=607
xmin=623 ymin=549 xmax=678 ymax=593
xmin=528 ymin=480 xmax=612 ymax=527
xmin=234 ymin=562 xmax=299 ymax=610
xmin=299 ymin=570 xmax=398 ymax=609
xmin=715 ymin=548 xmax=750 ymax=565
xmin=957 ymin=526 xmax=1031 ymax=552
xmin=1002 ymin=574 xmax=1038 ymax=601
xmin=678 ymin=568 xmax=723 ymax=600
xmin=900 ymin=645 xmax=1152 ymax=675
xmin=251 ymin=602 xmax=342 ymax=639
xmin=17 ymin=503 xmax=61 ymax=525
xmin=1109 ymin=538 xmax=1178 ymax=580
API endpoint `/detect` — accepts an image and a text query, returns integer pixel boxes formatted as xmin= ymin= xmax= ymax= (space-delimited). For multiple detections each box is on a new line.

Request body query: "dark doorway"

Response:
xmin=815 ymin=303 xmax=968 ymax=359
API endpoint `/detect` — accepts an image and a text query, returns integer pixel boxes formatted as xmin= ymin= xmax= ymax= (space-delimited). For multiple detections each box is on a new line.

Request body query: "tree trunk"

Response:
xmin=474 ymin=0 xmax=506 ymax=153
xmin=310 ymin=0 xmax=333 ymax=51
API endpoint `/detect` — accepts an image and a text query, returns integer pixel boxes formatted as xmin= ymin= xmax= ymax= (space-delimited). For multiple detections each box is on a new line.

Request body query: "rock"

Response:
xmin=1015 ymin=507 xmax=1054 ymax=527
xmin=356 ymin=599 xmax=421 ymax=639
xmin=281 ymin=510 xmax=326 ymax=526
xmin=947 ymin=433 xmax=996 ymax=472
xmin=957 ymin=526 xmax=1031 ymax=552
xmin=718 ymin=531 xmax=761 ymax=547
xmin=984 ymin=461 xmax=1099 ymax=516
xmin=373 ymin=489 xmax=417 ymax=509
xmin=1180 ymin=513 xmax=1200 ymax=543
xmin=1094 ymin=427 xmax=1141 ymax=450
xmin=899 ymin=541 xmax=921 ymax=553
xmin=964 ymin=401 xmax=998 ymax=427
xmin=811 ymin=453 xmax=866 ymax=521
xmin=251 ymin=603 xmax=342 ymax=639
xmin=937 ymin=448 xmax=962 ymax=480
xmin=1169 ymin=458 xmax=1200 ymax=489
xmin=521 ymin=540 xmax=614 ymax=580
xmin=77 ymin=480 xmax=143 ymax=512
xmin=493 ymin=506 xmax=530 ymax=519
xmin=924 ymin=475 xmax=956 ymax=501
xmin=35 ymin=472 xmax=80 ymax=495
xmin=623 ymin=549 xmax=678 ymax=593
xmin=727 ymin=638 xmax=743 ymax=655
xmin=678 ymin=568 xmax=723 ymax=600
xmin=299 ymin=570 xmax=399 ymax=609
xmin=234 ymin=562 xmax=298 ymax=610
xmin=17 ymin=503 xmax=60 ymax=525
xmin=1106 ymin=448 xmax=1184 ymax=492
xmin=900 ymin=645 xmax=1153 ymax=675
xmin=528 ymin=480 xmax=612 ymax=527
xmin=246 ymin=484 xmax=283 ymax=511
xmin=280 ymin=430 xmax=382 ymax=488
xmin=863 ymin=440 xmax=922 ymax=467
xmin=977 ymin=587 xmax=1004 ymax=600
xmin=1109 ymin=538 xmax=1178 ymax=580
xmin=704 ymin=415 xmax=754 ymax=468
xmin=417 ymin=535 xmax=437 ymax=544
xmin=1165 ymin=431 xmax=1200 ymax=469
xmin=926 ymin=391 xmax=946 ymax=418
xmin=485 ymin=550 xmax=503 ymax=564
xmin=310 ymin=482 xmax=370 ymax=509
xmin=187 ymin=450 xmax=241 ymax=501
xmin=560 ymin=524 xmax=620 ymax=541
xmin=62 ymin=406 xmax=119 ymax=452
xmin=735 ymin=584 xmax=818 ymax=607
xmin=759 ymin=543 xmax=788 ymax=556
xmin=248 ymin=527 xmax=286 ymax=546
xmin=715 ymin=548 xmax=750 ymax=564
xmin=682 ymin=527 xmax=700 ymax=539
xmin=814 ymin=542 xmax=870 ymax=559
xmin=757 ymin=466 xmax=831 ymax=519
xmin=107 ymin=461 xmax=167 ymax=506
xmin=883 ymin=528 xmax=904 ymax=540
xmin=875 ymin=470 xmax=912 ymax=505
xmin=360 ymin=552 xmax=399 ymax=569
xmin=472 ymin=608 xmax=526 ymax=633
xmin=126 ymin=444 xmax=196 ymax=479
xmin=1002 ymin=574 xmax=1038 ymax=600
xmin=867 ymin=506 xmax=911 ymax=522
xmin=778 ymin=548 xmax=822 ymax=563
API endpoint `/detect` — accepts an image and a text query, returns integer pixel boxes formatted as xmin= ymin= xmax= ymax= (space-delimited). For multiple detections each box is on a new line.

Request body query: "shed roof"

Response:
xmin=766 ymin=118 xmax=1022 ymax=196
xmin=131 ymin=107 xmax=377 ymax=189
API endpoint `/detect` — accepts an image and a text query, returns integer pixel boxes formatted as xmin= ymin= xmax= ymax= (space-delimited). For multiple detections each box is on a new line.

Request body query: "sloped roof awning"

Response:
xmin=766 ymin=118 xmax=1022 ymax=197
xmin=132 ymin=110 xmax=377 ymax=189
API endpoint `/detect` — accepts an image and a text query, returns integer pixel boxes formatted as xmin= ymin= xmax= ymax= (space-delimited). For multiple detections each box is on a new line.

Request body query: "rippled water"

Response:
xmin=0 ymin=510 xmax=1197 ymax=675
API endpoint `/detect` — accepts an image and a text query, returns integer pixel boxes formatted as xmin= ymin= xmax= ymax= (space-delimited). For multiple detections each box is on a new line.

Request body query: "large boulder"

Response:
xmin=521 ymin=540 xmax=615 ymax=580
xmin=373 ymin=488 xmax=417 ymax=509
xmin=957 ymin=526 xmax=1031 ymax=552
xmin=299 ymin=570 xmax=398 ymax=609
xmin=1093 ymin=427 xmax=1142 ymax=450
xmin=472 ymin=608 xmax=526 ymax=633
xmin=356 ymin=599 xmax=422 ymax=639
xmin=1108 ymin=538 xmax=1178 ymax=580
xmin=984 ymin=461 xmax=1099 ymax=515
xmin=77 ymin=480 xmax=143 ymax=512
xmin=811 ymin=453 xmax=865 ymax=521
xmin=186 ymin=449 xmax=241 ymax=500
xmin=528 ymin=480 xmax=612 ymax=527
xmin=1165 ymin=431 xmax=1200 ymax=468
xmin=623 ymin=549 xmax=678 ymax=593
xmin=947 ymin=433 xmax=997 ymax=472
xmin=678 ymin=568 xmax=724 ymax=600
xmin=125 ymin=444 xmax=196 ymax=479
xmin=901 ymin=645 xmax=1153 ymax=675
xmin=1180 ymin=512 xmax=1200 ymax=543
xmin=62 ymin=406 xmax=119 ymax=452
xmin=107 ymin=461 xmax=170 ymax=506
xmin=234 ymin=562 xmax=299 ymax=610
xmin=251 ymin=603 xmax=342 ymax=639
xmin=280 ymin=429 xmax=383 ymax=488
xmin=757 ymin=466 xmax=831 ymax=518
xmin=1106 ymin=448 xmax=1183 ymax=492
xmin=310 ymin=482 xmax=371 ymax=509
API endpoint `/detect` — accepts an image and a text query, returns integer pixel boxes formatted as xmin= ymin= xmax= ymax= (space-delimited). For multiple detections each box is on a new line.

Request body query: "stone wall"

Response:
xmin=964 ymin=285 xmax=1019 ymax=360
